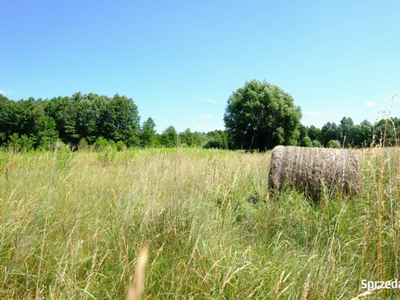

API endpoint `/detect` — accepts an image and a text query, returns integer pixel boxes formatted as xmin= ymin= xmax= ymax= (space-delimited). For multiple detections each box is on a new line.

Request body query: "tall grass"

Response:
xmin=0 ymin=146 xmax=399 ymax=299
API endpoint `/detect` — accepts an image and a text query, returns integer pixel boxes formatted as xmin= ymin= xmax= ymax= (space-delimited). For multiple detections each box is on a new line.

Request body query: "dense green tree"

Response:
xmin=159 ymin=126 xmax=178 ymax=148
xmin=192 ymin=131 xmax=209 ymax=147
xmin=297 ymin=124 xmax=308 ymax=146
xmin=74 ymin=93 xmax=105 ymax=143
xmin=206 ymin=130 xmax=228 ymax=149
xmin=321 ymin=122 xmax=343 ymax=146
xmin=126 ymin=132 xmax=141 ymax=148
xmin=44 ymin=93 xmax=98 ymax=144
xmin=373 ymin=118 xmax=400 ymax=146
xmin=0 ymin=95 xmax=12 ymax=145
xmin=141 ymin=118 xmax=157 ymax=147
xmin=98 ymin=94 xmax=141 ymax=143
xmin=359 ymin=120 xmax=373 ymax=147
xmin=348 ymin=120 xmax=373 ymax=148
xmin=308 ymin=125 xmax=322 ymax=144
xmin=339 ymin=117 xmax=354 ymax=146
xmin=44 ymin=93 xmax=141 ymax=146
xmin=34 ymin=116 xmax=59 ymax=148
xmin=348 ymin=125 xmax=362 ymax=147
xmin=45 ymin=95 xmax=75 ymax=143
xmin=179 ymin=128 xmax=195 ymax=147
xmin=0 ymin=96 xmax=42 ymax=146
xmin=224 ymin=80 xmax=302 ymax=151
xmin=179 ymin=128 xmax=209 ymax=148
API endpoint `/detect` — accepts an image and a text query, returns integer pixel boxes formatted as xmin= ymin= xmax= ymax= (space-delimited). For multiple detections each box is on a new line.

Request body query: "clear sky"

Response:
xmin=1 ymin=0 xmax=399 ymax=133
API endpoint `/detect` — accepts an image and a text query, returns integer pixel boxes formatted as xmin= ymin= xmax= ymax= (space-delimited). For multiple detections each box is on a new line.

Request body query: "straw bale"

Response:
xmin=268 ymin=146 xmax=361 ymax=199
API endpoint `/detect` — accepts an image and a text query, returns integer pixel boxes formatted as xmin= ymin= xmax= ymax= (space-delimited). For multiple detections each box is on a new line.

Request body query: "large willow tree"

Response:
xmin=224 ymin=80 xmax=302 ymax=151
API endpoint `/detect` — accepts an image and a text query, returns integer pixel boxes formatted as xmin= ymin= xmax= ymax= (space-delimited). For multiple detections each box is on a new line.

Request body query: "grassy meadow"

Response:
xmin=0 ymin=146 xmax=400 ymax=299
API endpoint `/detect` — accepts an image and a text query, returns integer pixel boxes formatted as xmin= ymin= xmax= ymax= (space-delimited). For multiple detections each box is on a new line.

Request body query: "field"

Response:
xmin=0 ymin=147 xmax=399 ymax=299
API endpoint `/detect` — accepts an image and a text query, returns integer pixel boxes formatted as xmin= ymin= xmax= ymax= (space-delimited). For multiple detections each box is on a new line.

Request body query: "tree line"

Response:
xmin=1 ymin=83 xmax=398 ymax=152
xmin=296 ymin=117 xmax=400 ymax=149
xmin=0 ymin=93 xmax=228 ymax=151
xmin=224 ymin=80 xmax=399 ymax=151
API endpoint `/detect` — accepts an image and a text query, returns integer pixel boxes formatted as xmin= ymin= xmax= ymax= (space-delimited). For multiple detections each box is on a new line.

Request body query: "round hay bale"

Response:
xmin=268 ymin=146 xmax=361 ymax=199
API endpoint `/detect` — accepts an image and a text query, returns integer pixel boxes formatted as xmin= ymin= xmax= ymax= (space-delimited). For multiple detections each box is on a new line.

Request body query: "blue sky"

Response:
xmin=1 ymin=0 xmax=399 ymax=133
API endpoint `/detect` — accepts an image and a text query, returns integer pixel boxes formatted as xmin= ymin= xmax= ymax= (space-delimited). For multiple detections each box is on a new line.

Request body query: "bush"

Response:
xmin=327 ymin=140 xmax=341 ymax=148
xmin=108 ymin=140 xmax=117 ymax=151
xmin=6 ymin=133 xmax=34 ymax=152
xmin=126 ymin=134 xmax=141 ymax=148
xmin=93 ymin=137 xmax=110 ymax=152
xmin=302 ymin=136 xmax=313 ymax=147
xmin=116 ymin=141 xmax=126 ymax=152
xmin=77 ymin=138 xmax=89 ymax=151
xmin=203 ymin=140 xmax=224 ymax=149
xmin=312 ymin=140 xmax=323 ymax=148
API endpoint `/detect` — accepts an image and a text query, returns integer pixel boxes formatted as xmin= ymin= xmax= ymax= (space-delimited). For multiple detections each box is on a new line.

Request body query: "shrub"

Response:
xmin=93 ymin=137 xmax=110 ymax=152
xmin=203 ymin=140 xmax=224 ymax=149
xmin=77 ymin=138 xmax=89 ymax=151
xmin=327 ymin=140 xmax=341 ymax=148
xmin=302 ymin=136 xmax=313 ymax=147
xmin=116 ymin=141 xmax=126 ymax=151
xmin=6 ymin=133 xmax=34 ymax=152
xmin=312 ymin=140 xmax=323 ymax=148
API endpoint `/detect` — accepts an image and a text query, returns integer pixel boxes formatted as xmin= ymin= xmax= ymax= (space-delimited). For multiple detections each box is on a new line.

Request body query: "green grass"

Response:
xmin=0 ymin=147 xmax=399 ymax=299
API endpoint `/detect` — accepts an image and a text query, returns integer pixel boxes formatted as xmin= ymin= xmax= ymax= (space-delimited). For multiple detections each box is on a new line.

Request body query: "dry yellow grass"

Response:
xmin=126 ymin=245 xmax=149 ymax=300
xmin=0 ymin=146 xmax=399 ymax=299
